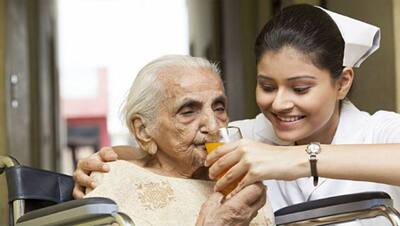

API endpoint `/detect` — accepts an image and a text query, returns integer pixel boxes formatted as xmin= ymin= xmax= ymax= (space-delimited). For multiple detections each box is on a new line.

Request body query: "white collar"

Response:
xmin=331 ymin=100 xmax=370 ymax=144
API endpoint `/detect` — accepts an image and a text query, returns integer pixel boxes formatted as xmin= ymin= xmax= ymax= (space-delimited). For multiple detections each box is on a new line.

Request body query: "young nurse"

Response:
xmin=206 ymin=4 xmax=400 ymax=211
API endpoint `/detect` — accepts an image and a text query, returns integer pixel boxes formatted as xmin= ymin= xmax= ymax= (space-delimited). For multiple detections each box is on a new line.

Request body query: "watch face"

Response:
xmin=307 ymin=143 xmax=321 ymax=154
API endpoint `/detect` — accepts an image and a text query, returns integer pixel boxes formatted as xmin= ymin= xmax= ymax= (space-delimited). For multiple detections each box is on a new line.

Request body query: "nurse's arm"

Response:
xmin=207 ymin=141 xmax=400 ymax=196
xmin=309 ymin=143 xmax=400 ymax=185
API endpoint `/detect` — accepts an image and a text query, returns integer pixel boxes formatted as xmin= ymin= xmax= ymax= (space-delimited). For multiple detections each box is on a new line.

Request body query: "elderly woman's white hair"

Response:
xmin=123 ymin=55 xmax=222 ymax=135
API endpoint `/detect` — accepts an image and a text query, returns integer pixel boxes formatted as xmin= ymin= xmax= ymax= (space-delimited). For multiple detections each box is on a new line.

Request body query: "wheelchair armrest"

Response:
xmin=15 ymin=197 xmax=131 ymax=226
xmin=5 ymin=165 xmax=74 ymax=204
xmin=274 ymin=192 xmax=393 ymax=225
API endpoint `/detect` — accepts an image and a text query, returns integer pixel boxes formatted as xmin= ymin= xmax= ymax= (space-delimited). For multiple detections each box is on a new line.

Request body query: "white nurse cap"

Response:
xmin=316 ymin=6 xmax=380 ymax=68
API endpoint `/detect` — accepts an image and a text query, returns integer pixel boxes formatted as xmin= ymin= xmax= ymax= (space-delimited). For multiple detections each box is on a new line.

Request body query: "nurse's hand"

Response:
xmin=205 ymin=139 xmax=307 ymax=198
xmin=72 ymin=147 xmax=118 ymax=199
xmin=196 ymin=183 xmax=266 ymax=226
xmin=72 ymin=145 xmax=142 ymax=199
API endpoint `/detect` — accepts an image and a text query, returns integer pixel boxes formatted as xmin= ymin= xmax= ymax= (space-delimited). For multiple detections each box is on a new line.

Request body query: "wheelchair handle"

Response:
xmin=0 ymin=155 xmax=19 ymax=174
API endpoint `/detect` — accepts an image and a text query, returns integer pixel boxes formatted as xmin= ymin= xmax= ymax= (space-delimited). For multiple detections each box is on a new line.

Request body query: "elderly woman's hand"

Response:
xmin=205 ymin=139 xmax=308 ymax=198
xmin=196 ymin=183 xmax=266 ymax=226
xmin=72 ymin=147 xmax=118 ymax=199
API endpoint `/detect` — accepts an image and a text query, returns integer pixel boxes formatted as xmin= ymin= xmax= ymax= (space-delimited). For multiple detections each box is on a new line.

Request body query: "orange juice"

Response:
xmin=205 ymin=142 xmax=224 ymax=154
xmin=205 ymin=142 xmax=239 ymax=195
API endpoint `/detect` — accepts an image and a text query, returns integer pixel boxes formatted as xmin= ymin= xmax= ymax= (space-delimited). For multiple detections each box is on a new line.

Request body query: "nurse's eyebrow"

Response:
xmin=257 ymin=74 xmax=316 ymax=81
xmin=287 ymin=75 xmax=316 ymax=81
xmin=257 ymin=74 xmax=273 ymax=80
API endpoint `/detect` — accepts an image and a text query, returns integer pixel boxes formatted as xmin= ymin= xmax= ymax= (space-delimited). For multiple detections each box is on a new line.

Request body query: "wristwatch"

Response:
xmin=305 ymin=142 xmax=321 ymax=186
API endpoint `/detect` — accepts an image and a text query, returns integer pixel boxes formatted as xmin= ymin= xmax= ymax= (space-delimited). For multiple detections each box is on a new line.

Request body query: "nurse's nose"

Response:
xmin=199 ymin=109 xmax=219 ymax=134
xmin=272 ymin=90 xmax=294 ymax=113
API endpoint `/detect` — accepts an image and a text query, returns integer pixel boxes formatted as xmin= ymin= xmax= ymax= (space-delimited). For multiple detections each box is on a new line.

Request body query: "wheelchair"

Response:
xmin=274 ymin=190 xmax=400 ymax=225
xmin=2 ymin=155 xmax=400 ymax=226
xmin=0 ymin=155 xmax=134 ymax=226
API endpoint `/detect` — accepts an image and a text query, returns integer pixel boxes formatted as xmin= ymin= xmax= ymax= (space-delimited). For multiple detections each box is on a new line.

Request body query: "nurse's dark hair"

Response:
xmin=255 ymin=4 xmax=345 ymax=79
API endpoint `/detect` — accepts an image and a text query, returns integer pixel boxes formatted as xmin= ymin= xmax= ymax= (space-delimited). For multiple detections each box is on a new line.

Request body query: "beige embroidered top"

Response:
xmin=85 ymin=160 xmax=275 ymax=226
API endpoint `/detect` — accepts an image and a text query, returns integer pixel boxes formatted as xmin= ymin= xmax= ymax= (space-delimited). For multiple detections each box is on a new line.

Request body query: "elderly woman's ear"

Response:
xmin=131 ymin=116 xmax=158 ymax=155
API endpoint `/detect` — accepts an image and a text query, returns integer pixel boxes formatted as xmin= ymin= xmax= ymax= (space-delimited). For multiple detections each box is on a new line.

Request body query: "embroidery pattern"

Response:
xmin=136 ymin=181 xmax=175 ymax=210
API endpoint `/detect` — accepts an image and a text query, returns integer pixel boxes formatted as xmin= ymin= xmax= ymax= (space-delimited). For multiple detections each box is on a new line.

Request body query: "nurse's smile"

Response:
xmin=271 ymin=113 xmax=306 ymax=129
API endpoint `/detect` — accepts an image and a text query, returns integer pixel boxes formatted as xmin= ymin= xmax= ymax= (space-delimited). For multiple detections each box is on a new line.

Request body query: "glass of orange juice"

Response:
xmin=205 ymin=126 xmax=242 ymax=195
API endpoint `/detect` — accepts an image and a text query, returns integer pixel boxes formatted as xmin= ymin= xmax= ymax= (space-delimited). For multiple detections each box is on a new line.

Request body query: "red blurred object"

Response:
xmin=62 ymin=67 xmax=110 ymax=167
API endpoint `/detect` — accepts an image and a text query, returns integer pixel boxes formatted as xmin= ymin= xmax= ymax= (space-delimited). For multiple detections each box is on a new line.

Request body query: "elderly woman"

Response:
xmin=83 ymin=55 xmax=274 ymax=226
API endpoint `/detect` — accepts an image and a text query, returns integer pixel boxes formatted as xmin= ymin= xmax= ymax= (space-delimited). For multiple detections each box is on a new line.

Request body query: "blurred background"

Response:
xmin=0 ymin=0 xmax=400 ymax=224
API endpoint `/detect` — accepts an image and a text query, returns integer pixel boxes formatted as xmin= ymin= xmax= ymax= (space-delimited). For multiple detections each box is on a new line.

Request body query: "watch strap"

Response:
xmin=309 ymin=157 xmax=318 ymax=186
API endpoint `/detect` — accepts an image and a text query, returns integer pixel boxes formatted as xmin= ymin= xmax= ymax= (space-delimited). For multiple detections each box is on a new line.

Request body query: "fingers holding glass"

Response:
xmin=205 ymin=141 xmax=238 ymax=167
xmin=214 ymin=161 xmax=247 ymax=197
xmin=205 ymin=126 xmax=243 ymax=196
xmin=208 ymin=149 xmax=241 ymax=179
xmin=205 ymin=126 xmax=242 ymax=165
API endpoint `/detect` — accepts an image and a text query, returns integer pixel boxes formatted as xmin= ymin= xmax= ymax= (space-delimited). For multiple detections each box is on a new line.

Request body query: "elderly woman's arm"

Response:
xmin=196 ymin=183 xmax=266 ymax=226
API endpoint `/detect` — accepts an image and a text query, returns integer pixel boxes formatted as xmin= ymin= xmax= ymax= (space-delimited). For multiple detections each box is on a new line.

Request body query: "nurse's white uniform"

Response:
xmin=230 ymin=100 xmax=400 ymax=212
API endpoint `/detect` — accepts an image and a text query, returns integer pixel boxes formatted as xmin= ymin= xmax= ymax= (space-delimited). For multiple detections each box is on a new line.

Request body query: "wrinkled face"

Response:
xmin=149 ymin=67 xmax=228 ymax=178
xmin=256 ymin=47 xmax=341 ymax=144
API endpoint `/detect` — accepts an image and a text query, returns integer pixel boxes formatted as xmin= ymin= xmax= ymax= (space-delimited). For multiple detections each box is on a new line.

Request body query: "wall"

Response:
xmin=0 ymin=0 xmax=9 ymax=224
xmin=187 ymin=0 xmax=275 ymax=120
xmin=0 ymin=0 xmax=58 ymax=223
xmin=0 ymin=0 xmax=6 ymax=155
xmin=27 ymin=0 xmax=59 ymax=170
xmin=327 ymin=0 xmax=397 ymax=113
xmin=394 ymin=0 xmax=400 ymax=112
xmin=187 ymin=0 xmax=222 ymax=63
xmin=5 ymin=0 xmax=32 ymax=166
xmin=220 ymin=0 xmax=275 ymax=120
xmin=3 ymin=0 xmax=59 ymax=170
